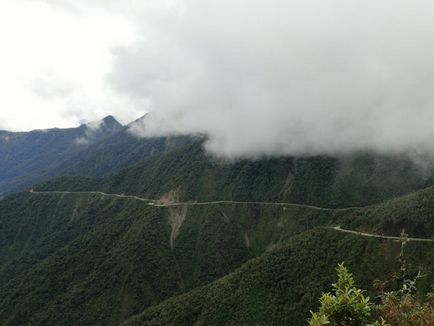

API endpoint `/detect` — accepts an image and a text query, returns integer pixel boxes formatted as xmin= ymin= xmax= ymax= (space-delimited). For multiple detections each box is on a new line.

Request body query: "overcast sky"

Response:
xmin=3 ymin=0 xmax=434 ymax=158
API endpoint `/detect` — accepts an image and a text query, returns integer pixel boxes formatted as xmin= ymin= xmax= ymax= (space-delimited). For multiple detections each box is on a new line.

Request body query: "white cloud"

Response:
xmin=4 ymin=0 xmax=434 ymax=159
xmin=0 ymin=0 xmax=143 ymax=131
xmin=119 ymin=0 xmax=434 ymax=157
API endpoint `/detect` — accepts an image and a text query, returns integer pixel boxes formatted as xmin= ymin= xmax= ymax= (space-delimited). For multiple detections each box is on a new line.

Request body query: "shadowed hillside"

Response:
xmin=37 ymin=141 xmax=434 ymax=208
xmin=124 ymin=228 xmax=434 ymax=326
xmin=0 ymin=181 xmax=433 ymax=325
xmin=0 ymin=116 xmax=122 ymax=196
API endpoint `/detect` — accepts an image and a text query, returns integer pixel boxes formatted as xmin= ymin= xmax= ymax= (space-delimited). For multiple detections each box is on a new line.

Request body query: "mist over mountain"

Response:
xmin=108 ymin=0 xmax=434 ymax=159
xmin=0 ymin=117 xmax=433 ymax=325
xmin=4 ymin=1 xmax=434 ymax=159
xmin=0 ymin=115 xmax=196 ymax=197
xmin=0 ymin=116 xmax=122 ymax=195
xmin=1 ymin=137 xmax=434 ymax=325
xmin=1 ymin=1 xmax=434 ymax=325
xmin=53 ymin=116 xmax=194 ymax=178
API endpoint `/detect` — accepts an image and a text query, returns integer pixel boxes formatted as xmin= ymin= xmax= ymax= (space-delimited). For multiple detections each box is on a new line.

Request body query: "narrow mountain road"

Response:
xmin=29 ymin=189 xmax=155 ymax=202
xmin=150 ymin=200 xmax=364 ymax=211
xmin=28 ymin=190 xmax=434 ymax=242
xmin=28 ymin=190 xmax=363 ymax=211
xmin=332 ymin=226 xmax=434 ymax=242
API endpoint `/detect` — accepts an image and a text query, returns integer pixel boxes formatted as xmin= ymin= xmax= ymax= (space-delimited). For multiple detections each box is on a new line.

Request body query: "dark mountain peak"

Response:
xmin=0 ymin=115 xmax=124 ymax=195
xmin=79 ymin=116 xmax=122 ymax=131
xmin=102 ymin=115 xmax=122 ymax=128
xmin=79 ymin=116 xmax=123 ymax=135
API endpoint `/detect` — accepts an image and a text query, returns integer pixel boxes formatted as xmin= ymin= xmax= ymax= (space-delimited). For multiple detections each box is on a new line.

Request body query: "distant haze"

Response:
xmin=4 ymin=0 xmax=434 ymax=158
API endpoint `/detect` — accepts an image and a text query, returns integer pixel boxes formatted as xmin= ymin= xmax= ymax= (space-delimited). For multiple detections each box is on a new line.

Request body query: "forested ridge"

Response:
xmin=1 ymin=140 xmax=434 ymax=325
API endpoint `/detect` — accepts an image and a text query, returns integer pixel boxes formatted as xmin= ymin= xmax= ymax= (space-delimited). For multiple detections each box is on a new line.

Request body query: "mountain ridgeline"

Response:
xmin=0 ymin=116 xmax=122 ymax=196
xmin=38 ymin=140 xmax=434 ymax=208
xmin=0 ymin=116 xmax=193 ymax=197
xmin=0 ymin=121 xmax=434 ymax=325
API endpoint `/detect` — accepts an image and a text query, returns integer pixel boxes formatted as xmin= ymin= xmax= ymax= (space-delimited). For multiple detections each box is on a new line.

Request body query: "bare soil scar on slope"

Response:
xmin=159 ymin=188 xmax=188 ymax=249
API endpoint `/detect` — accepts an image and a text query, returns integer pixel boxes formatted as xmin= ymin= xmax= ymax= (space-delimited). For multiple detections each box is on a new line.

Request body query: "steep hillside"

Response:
xmin=0 ymin=192 xmax=286 ymax=325
xmin=38 ymin=141 xmax=434 ymax=208
xmin=124 ymin=228 xmax=434 ymax=326
xmin=3 ymin=133 xmax=434 ymax=325
xmin=0 ymin=183 xmax=433 ymax=325
xmin=0 ymin=116 xmax=122 ymax=196
xmin=52 ymin=119 xmax=194 ymax=178
xmin=0 ymin=116 xmax=193 ymax=197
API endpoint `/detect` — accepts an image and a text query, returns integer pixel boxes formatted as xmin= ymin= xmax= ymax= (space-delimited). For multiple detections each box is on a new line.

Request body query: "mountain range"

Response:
xmin=0 ymin=117 xmax=433 ymax=325
xmin=0 ymin=116 xmax=192 ymax=197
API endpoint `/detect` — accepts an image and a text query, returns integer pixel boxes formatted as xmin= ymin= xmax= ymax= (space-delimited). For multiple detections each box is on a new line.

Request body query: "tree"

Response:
xmin=309 ymin=263 xmax=388 ymax=326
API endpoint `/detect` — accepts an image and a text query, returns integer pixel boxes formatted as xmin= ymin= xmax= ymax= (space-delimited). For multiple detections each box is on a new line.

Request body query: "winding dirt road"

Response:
xmin=28 ymin=190 xmax=361 ymax=211
xmin=28 ymin=190 xmax=434 ymax=242
xmin=332 ymin=226 xmax=434 ymax=242
xmin=29 ymin=189 xmax=154 ymax=202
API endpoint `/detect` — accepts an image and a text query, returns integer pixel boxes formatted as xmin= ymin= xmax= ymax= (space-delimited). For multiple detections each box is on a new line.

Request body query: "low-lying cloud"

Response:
xmin=108 ymin=0 xmax=434 ymax=158
xmin=10 ymin=0 xmax=434 ymax=159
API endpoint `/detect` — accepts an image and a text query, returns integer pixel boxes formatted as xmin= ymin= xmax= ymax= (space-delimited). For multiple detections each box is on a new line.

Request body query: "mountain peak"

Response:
xmin=102 ymin=115 xmax=122 ymax=128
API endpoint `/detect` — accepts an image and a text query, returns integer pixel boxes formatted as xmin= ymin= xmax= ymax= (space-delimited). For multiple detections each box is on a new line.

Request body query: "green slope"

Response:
xmin=0 ymin=116 xmax=122 ymax=196
xmin=37 ymin=141 xmax=434 ymax=208
xmin=53 ymin=129 xmax=194 ymax=178
xmin=0 ymin=194 xmax=252 ymax=325
xmin=105 ymin=143 xmax=434 ymax=208
xmin=0 ymin=115 xmax=194 ymax=197
xmin=0 ymin=192 xmax=321 ymax=325
xmin=124 ymin=228 xmax=434 ymax=326
xmin=0 ymin=182 xmax=433 ymax=325
xmin=3 ymin=137 xmax=434 ymax=325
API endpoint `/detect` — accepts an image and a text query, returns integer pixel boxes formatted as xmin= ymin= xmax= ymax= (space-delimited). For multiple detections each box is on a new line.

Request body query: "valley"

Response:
xmin=0 ymin=174 xmax=432 ymax=325
xmin=3 ymin=2 xmax=434 ymax=324
xmin=0 ymin=128 xmax=433 ymax=325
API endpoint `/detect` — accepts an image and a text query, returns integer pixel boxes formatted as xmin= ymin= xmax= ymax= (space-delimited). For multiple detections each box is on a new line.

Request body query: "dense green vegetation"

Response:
xmin=309 ymin=264 xmax=387 ymax=326
xmin=0 ymin=115 xmax=193 ymax=197
xmin=124 ymin=229 xmax=434 ymax=326
xmin=0 ymin=191 xmax=331 ymax=325
xmin=309 ymin=262 xmax=434 ymax=325
xmin=37 ymin=141 xmax=434 ymax=209
xmin=1 ymin=182 xmax=433 ymax=325
xmin=2 ymin=133 xmax=434 ymax=325
xmin=53 ymin=128 xmax=194 ymax=178
xmin=0 ymin=193 xmax=253 ymax=325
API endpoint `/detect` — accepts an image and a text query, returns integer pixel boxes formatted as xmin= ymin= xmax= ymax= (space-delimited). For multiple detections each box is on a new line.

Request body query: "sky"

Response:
xmin=3 ymin=0 xmax=434 ymax=158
